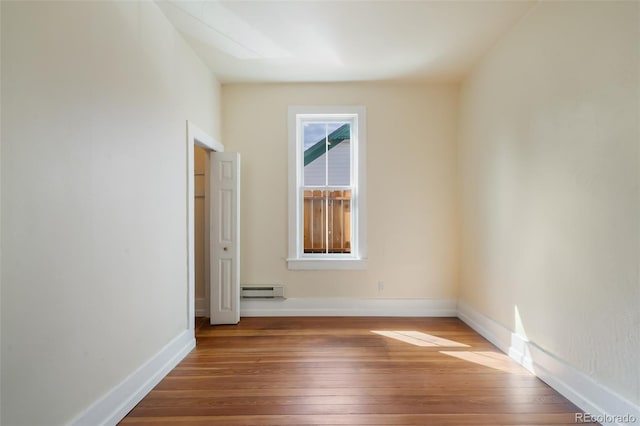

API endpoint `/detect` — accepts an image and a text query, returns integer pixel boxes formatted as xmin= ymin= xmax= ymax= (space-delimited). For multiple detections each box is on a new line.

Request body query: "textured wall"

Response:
xmin=1 ymin=1 xmax=220 ymax=423
xmin=459 ymin=1 xmax=639 ymax=405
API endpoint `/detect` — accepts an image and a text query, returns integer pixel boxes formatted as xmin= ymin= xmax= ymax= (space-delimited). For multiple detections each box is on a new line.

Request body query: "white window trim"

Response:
xmin=287 ymin=105 xmax=367 ymax=270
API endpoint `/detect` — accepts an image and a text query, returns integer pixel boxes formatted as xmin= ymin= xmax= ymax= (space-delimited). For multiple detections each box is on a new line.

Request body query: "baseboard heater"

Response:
xmin=241 ymin=286 xmax=285 ymax=299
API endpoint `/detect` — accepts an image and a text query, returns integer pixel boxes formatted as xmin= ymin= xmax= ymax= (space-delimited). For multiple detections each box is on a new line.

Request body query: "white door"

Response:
xmin=210 ymin=152 xmax=240 ymax=325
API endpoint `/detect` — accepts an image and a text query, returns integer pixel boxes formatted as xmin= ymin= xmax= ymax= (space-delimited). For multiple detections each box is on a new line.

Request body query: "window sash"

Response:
xmin=300 ymin=187 xmax=354 ymax=257
xmin=300 ymin=117 xmax=355 ymax=188
xmin=296 ymin=115 xmax=358 ymax=260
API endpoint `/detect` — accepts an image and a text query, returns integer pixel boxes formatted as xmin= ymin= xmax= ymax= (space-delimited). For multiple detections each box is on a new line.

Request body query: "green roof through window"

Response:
xmin=303 ymin=123 xmax=350 ymax=166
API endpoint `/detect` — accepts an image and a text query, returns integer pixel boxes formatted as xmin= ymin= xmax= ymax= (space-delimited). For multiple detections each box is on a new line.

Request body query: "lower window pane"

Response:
xmin=304 ymin=190 xmax=324 ymax=252
xmin=303 ymin=190 xmax=351 ymax=254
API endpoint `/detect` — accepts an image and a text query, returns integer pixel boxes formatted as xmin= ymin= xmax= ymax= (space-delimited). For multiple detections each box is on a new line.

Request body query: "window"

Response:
xmin=288 ymin=106 xmax=367 ymax=270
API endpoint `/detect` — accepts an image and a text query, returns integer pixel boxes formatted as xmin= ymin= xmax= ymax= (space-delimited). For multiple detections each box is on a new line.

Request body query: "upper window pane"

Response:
xmin=303 ymin=123 xmax=326 ymax=186
xmin=303 ymin=122 xmax=351 ymax=186
xmin=327 ymin=123 xmax=351 ymax=186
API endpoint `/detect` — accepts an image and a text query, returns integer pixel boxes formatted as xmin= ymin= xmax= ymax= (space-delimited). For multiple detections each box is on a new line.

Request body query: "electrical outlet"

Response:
xmin=377 ymin=281 xmax=384 ymax=292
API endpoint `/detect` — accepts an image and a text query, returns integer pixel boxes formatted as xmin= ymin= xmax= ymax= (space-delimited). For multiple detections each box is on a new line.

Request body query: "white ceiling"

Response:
xmin=157 ymin=0 xmax=536 ymax=84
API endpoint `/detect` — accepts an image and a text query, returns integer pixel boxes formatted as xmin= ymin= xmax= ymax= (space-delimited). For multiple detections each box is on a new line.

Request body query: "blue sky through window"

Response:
xmin=303 ymin=122 xmax=343 ymax=150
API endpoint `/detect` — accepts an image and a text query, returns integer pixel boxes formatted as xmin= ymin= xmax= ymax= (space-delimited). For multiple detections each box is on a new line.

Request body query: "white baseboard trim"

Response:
xmin=456 ymin=301 xmax=512 ymax=353
xmin=195 ymin=297 xmax=207 ymax=317
xmin=457 ymin=301 xmax=640 ymax=426
xmin=241 ymin=298 xmax=457 ymax=317
xmin=69 ymin=330 xmax=195 ymax=426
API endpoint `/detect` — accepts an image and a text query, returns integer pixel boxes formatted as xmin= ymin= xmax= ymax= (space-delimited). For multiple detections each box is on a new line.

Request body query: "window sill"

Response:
xmin=287 ymin=258 xmax=368 ymax=271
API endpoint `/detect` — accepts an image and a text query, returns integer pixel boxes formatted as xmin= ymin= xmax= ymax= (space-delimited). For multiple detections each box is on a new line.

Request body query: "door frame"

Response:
xmin=186 ymin=120 xmax=224 ymax=336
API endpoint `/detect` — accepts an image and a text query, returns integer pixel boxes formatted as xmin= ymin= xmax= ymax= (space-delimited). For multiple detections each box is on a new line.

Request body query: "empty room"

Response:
xmin=0 ymin=0 xmax=638 ymax=425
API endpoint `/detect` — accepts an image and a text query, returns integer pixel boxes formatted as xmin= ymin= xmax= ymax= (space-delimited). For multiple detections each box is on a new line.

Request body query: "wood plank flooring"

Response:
xmin=120 ymin=317 xmax=594 ymax=425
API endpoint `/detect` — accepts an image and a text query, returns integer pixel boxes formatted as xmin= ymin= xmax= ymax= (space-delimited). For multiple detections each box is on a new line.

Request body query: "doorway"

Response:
xmin=194 ymin=145 xmax=210 ymax=320
xmin=186 ymin=121 xmax=224 ymax=335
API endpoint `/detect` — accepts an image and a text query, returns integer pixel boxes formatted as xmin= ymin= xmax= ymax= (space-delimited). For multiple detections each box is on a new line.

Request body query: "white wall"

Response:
xmin=459 ymin=0 xmax=639 ymax=406
xmin=222 ymin=83 xmax=459 ymax=300
xmin=0 ymin=1 xmax=220 ymax=424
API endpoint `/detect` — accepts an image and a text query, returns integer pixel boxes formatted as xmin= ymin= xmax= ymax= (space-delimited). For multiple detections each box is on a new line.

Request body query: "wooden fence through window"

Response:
xmin=303 ymin=189 xmax=351 ymax=253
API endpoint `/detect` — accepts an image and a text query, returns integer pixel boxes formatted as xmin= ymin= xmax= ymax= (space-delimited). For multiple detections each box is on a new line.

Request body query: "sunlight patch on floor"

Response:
xmin=371 ymin=330 xmax=470 ymax=347
xmin=440 ymin=350 xmax=533 ymax=376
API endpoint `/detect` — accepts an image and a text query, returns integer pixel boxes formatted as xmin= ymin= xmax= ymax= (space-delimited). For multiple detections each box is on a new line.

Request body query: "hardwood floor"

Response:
xmin=120 ymin=317 xmax=593 ymax=425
